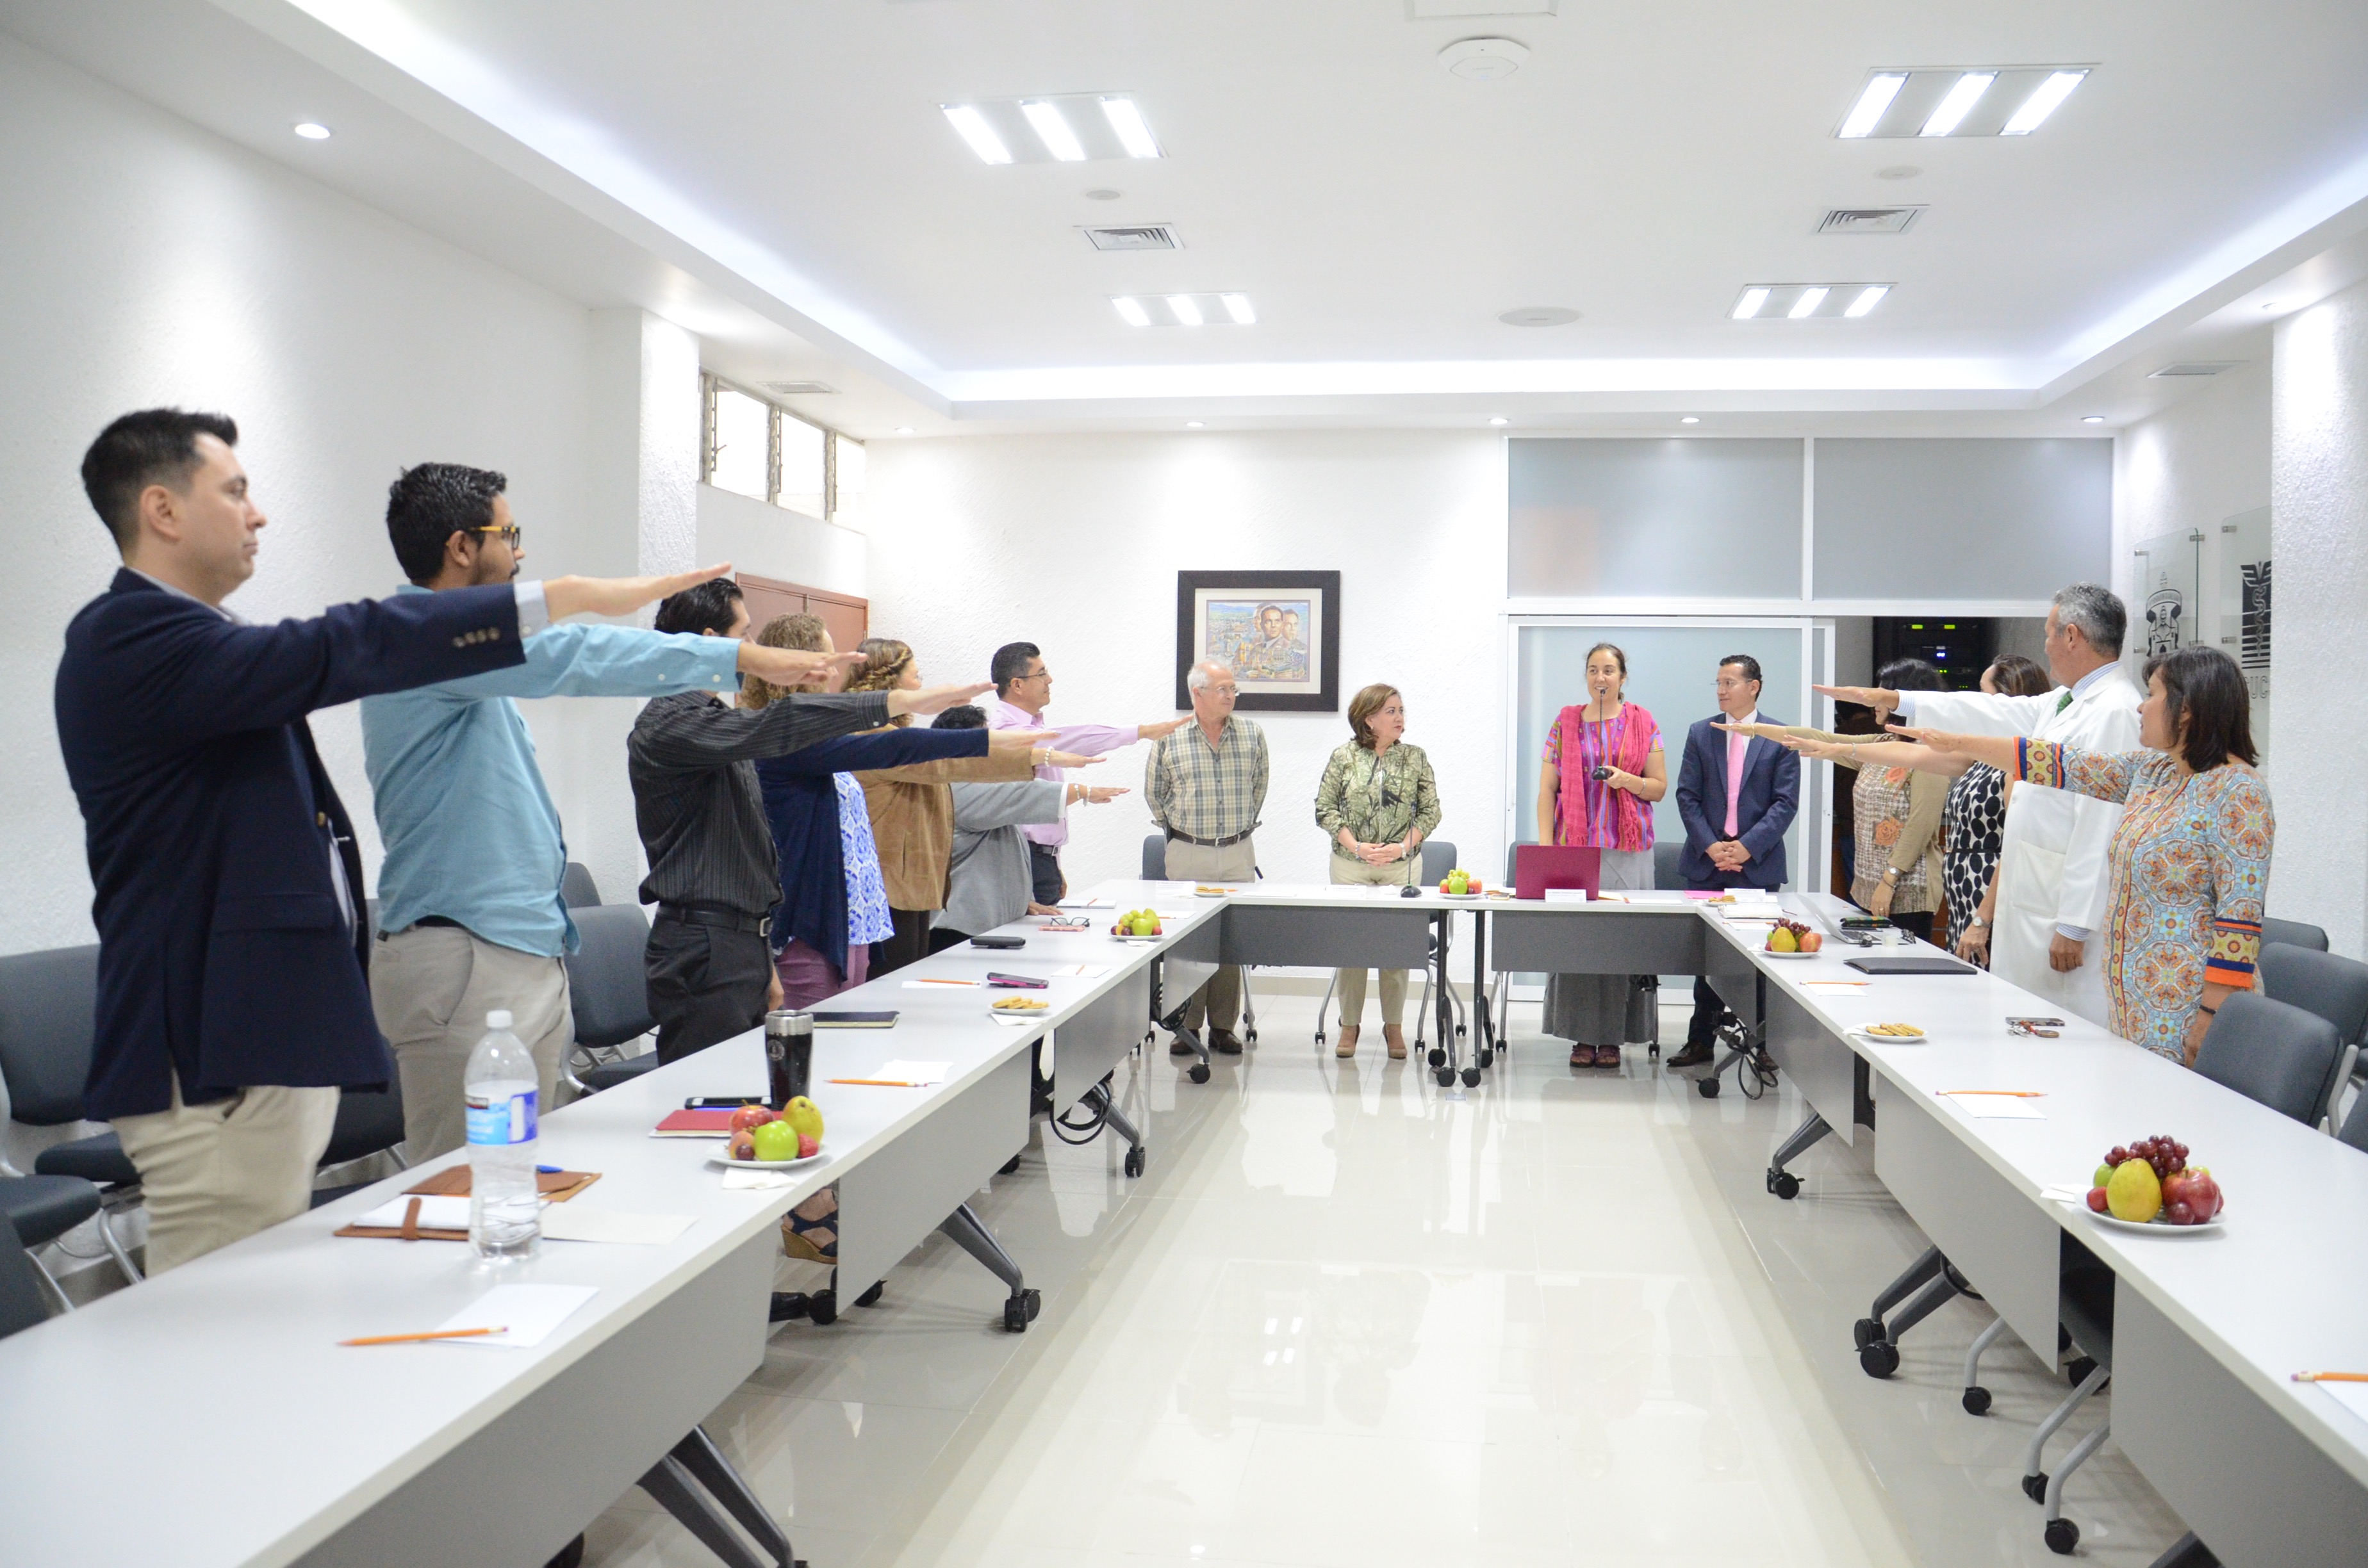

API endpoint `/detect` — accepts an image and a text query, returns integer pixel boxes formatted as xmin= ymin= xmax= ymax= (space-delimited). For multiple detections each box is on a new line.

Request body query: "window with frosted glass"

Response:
xmin=1812 ymin=439 xmax=2110 ymax=600
xmin=778 ymin=414 xmax=825 ymax=520
xmin=1508 ymin=439 xmax=1805 ymax=599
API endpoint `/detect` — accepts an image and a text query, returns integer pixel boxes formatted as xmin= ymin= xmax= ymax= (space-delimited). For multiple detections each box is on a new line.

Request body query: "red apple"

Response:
xmin=2085 ymin=1187 xmax=2109 ymax=1213
xmin=2160 ymin=1171 xmax=2192 ymax=1210
xmin=2166 ymin=1200 xmax=2196 ymax=1226
xmin=729 ymin=1105 xmax=777 ymax=1134
xmin=1800 ymin=931 xmax=1823 ymax=952
xmin=797 ymin=1132 xmax=820 ymax=1159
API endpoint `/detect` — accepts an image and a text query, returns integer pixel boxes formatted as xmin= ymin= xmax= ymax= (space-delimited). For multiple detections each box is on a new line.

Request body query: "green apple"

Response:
xmin=749 ymin=1120 xmax=800 ymax=1162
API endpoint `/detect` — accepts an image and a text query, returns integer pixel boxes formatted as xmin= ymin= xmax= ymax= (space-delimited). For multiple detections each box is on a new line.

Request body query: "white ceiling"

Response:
xmin=11 ymin=0 xmax=2368 ymax=434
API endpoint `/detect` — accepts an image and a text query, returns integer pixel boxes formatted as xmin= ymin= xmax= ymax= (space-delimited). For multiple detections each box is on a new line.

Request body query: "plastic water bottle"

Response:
xmin=465 ymin=1009 xmax=541 ymax=1260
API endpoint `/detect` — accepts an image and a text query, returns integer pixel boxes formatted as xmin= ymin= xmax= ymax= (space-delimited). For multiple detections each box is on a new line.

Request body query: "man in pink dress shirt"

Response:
xmin=988 ymin=642 xmax=1187 ymax=902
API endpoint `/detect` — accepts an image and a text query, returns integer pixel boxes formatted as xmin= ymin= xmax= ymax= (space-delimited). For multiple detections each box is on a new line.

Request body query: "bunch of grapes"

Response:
xmin=2103 ymin=1134 xmax=2189 ymax=1178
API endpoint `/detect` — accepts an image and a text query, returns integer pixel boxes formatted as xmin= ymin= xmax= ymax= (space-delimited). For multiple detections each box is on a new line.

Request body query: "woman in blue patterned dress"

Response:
xmin=1859 ymin=646 xmax=2270 ymax=1063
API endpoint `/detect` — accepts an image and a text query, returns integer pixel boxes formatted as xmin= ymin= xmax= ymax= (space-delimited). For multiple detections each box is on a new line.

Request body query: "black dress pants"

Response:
xmin=646 ymin=913 xmax=773 ymax=1065
xmin=870 ymin=907 xmax=935 ymax=979
xmin=1028 ymin=843 xmax=1065 ymax=906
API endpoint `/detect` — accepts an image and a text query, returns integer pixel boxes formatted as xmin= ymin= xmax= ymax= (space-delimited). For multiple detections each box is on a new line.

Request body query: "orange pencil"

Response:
xmin=828 ymin=1077 xmax=925 ymax=1088
xmin=1938 ymin=1090 xmax=2046 ymax=1098
xmin=2292 ymin=1371 xmax=2368 ymax=1383
xmin=340 ymin=1325 xmax=507 ymax=1347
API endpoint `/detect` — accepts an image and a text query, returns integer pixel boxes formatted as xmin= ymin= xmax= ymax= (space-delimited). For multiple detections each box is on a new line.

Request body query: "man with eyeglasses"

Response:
xmin=987 ymin=641 xmax=1185 ymax=905
xmin=1146 ymin=658 xmax=1268 ymax=1056
xmin=360 ymin=463 xmax=871 ymax=1159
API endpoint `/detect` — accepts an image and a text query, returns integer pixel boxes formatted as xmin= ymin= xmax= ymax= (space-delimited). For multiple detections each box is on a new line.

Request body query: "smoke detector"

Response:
xmin=1439 ymin=37 xmax=1529 ymax=79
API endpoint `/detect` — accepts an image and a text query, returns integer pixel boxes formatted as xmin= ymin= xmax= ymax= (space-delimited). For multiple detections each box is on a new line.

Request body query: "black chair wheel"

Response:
xmin=1427 ymin=1049 xmax=1447 ymax=1068
xmin=1648 ymin=1043 xmax=1660 ymax=1058
xmin=1852 ymin=1317 xmax=1883 ymax=1350
xmin=2022 ymin=1473 xmax=2048 ymax=1505
xmin=810 ymin=1289 xmax=837 ymax=1327
xmin=1768 ymin=1170 xmax=1801 ymax=1200
xmin=1245 ymin=1028 xmax=1258 ymax=1043
xmin=2044 ymin=1519 xmax=2078 ymax=1555
xmin=1005 ymin=1297 xmax=1028 ymax=1333
xmin=1476 ymin=1048 xmax=1492 ymax=1068
xmin=1697 ymin=1076 xmax=1721 ymax=1098
xmin=1962 ymin=1385 xmax=1991 ymax=1416
xmin=1124 ymin=1146 xmax=1146 ymax=1178
xmin=1024 ymin=1287 xmax=1041 ymax=1320
xmin=998 ymin=1153 xmax=1022 ymax=1176
xmin=1460 ymin=1067 xmax=1481 ymax=1087
xmin=1188 ymin=1063 xmax=1211 ymax=1084
xmin=855 ymin=1280 xmax=884 ymax=1308
xmin=1435 ymin=1067 xmax=1454 ymax=1087
xmin=2067 ymin=1356 xmax=2096 ymax=1387
xmin=1315 ymin=1029 xmax=1326 ymax=1046
xmin=1859 ymin=1340 xmax=1900 ymax=1378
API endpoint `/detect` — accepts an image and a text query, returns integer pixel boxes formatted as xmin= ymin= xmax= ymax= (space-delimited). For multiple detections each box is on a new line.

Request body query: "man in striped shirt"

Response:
xmin=1146 ymin=658 xmax=1268 ymax=1055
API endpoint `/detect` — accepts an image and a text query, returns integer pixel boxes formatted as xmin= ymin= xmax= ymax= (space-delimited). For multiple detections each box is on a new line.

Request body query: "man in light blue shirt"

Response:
xmin=363 ymin=463 xmax=858 ymax=1158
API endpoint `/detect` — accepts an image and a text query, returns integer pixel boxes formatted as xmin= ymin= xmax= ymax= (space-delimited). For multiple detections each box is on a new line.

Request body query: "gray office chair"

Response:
xmin=1652 ymin=838 xmax=1686 ymax=891
xmin=1139 ymin=833 xmax=1262 ymax=1047
xmin=2260 ymin=915 xmax=2328 ymax=953
xmin=2193 ymin=992 xmax=2345 ymax=1125
xmin=561 ymin=861 xmax=603 ymax=909
xmin=0 ymin=1216 xmax=52 ymax=1340
xmin=1314 ymin=841 xmax=1461 ymax=1053
xmin=568 ymin=903 xmax=662 ymax=1095
xmin=2255 ymin=943 xmax=2368 ymax=1129
xmin=2339 ymin=1089 xmax=2368 ymax=1154
xmin=306 ymin=1082 xmax=415 ymax=1209
xmin=0 ymin=1175 xmax=102 ymax=1312
xmin=0 ymin=944 xmax=143 ymax=1284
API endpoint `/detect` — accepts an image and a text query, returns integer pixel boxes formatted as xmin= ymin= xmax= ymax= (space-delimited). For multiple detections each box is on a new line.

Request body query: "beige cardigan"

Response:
xmin=853 ymin=731 xmax=1035 ymax=911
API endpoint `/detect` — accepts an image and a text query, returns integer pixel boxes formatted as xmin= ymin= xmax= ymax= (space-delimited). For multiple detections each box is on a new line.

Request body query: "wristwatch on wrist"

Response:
xmin=1882 ymin=867 xmax=1901 ymax=883
xmin=1965 ymin=915 xmax=1989 ymax=930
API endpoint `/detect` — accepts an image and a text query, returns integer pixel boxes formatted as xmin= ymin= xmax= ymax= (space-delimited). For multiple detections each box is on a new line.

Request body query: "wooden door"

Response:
xmin=736 ymin=573 xmax=868 ymax=652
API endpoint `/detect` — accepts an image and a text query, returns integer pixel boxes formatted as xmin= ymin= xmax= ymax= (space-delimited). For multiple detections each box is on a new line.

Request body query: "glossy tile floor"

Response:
xmin=583 ymin=993 xmax=2187 ymax=1567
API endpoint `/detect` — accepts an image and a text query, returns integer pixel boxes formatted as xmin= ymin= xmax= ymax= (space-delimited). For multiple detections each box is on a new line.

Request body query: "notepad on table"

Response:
xmin=866 ymin=1059 xmax=949 ymax=1086
xmin=1941 ymin=1093 xmax=2046 ymax=1120
xmin=1046 ymin=963 xmax=1111 ymax=979
xmin=541 ymin=1208 xmax=695 ymax=1246
xmin=355 ymin=1194 xmax=474 ymax=1231
xmin=653 ymin=1107 xmax=739 ymax=1137
xmin=431 ymin=1284 xmax=598 ymax=1349
xmin=2314 ymin=1380 xmax=2368 ymax=1426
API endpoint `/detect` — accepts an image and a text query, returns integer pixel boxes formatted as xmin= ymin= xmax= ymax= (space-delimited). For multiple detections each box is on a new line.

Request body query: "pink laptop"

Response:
xmin=1515 ymin=845 xmax=1602 ymax=901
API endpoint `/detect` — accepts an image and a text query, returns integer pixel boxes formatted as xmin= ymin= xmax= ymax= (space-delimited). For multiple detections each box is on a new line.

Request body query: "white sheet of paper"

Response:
xmin=1543 ymin=889 xmax=1593 ymax=904
xmin=432 ymin=1284 xmax=598 ymax=1349
xmin=540 ymin=1208 xmax=696 ymax=1246
xmin=989 ymin=1013 xmax=1036 ymax=1028
xmin=1057 ymin=898 xmax=1113 ymax=908
xmin=1946 ymin=1094 xmax=2046 ymax=1120
xmin=721 ymin=1166 xmax=800 ymax=1190
xmin=1048 ymin=963 xmax=1111 ymax=979
xmin=873 ymin=1059 xmax=950 ymax=1085
xmin=2316 ymin=1380 xmax=2368 ymax=1427
xmin=354 ymin=1194 xmax=473 ymax=1230
xmin=901 ymin=978 xmax=981 ymax=990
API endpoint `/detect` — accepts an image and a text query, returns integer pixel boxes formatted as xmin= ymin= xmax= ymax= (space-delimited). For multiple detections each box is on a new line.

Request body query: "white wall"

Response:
xmin=2116 ymin=360 xmax=2271 ymax=654
xmin=696 ymin=483 xmax=868 ymax=600
xmin=0 ymin=35 xmax=650 ymax=951
xmin=2272 ymin=279 xmax=2368 ymax=956
xmin=864 ymin=432 xmax=1508 ymax=894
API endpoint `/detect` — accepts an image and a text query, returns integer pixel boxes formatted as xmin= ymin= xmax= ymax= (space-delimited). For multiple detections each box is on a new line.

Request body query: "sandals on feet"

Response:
xmin=1335 ymin=1024 xmax=1360 ymax=1059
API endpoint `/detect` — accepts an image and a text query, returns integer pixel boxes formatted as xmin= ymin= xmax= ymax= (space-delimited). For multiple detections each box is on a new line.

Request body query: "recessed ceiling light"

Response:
xmin=942 ymin=104 xmax=1011 ymax=165
xmin=1732 ymin=288 xmax=1771 ymax=320
xmin=1734 ymin=283 xmax=1889 ymax=320
xmin=293 ymin=121 xmax=333 ymax=140
xmin=1843 ymin=284 xmax=1889 ymax=317
xmin=2082 ymin=415 xmax=2105 ymax=424
xmin=1165 ymin=295 xmax=1204 ymax=327
xmin=1681 ymin=416 xmax=1700 ymax=425
xmin=1488 ymin=416 xmax=1509 ymax=427
xmin=1920 ymin=72 xmax=1996 ymax=137
xmin=1112 ymin=293 xmax=1253 ymax=327
xmin=1439 ymin=38 xmax=1529 ymax=81
xmin=1021 ymin=101 xmax=1087 ymax=161
xmin=1099 ymin=97 xmax=1162 ymax=159
xmin=2000 ymin=70 xmax=2087 ymax=136
xmin=1499 ymin=306 xmax=1580 ymax=327
xmin=1838 ymin=74 xmax=1906 ymax=138
xmin=1220 ymin=293 xmax=1256 ymax=325
xmin=1112 ymin=297 xmax=1151 ymax=327
xmin=895 ymin=426 xmax=915 ymax=435
xmin=1085 ymin=188 xmax=1122 ymax=201
xmin=1185 ymin=421 xmax=1205 ymax=429
xmin=1787 ymin=286 xmax=1830 ymax=319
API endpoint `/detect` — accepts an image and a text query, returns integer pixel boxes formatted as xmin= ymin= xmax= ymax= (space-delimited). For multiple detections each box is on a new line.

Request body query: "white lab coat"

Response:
xmin=1908 ymin=669 xmax=2144 ymax=1027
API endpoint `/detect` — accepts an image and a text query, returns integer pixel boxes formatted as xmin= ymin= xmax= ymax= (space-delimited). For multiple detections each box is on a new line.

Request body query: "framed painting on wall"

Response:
xmin=1174 ymin=570 xmax=1342 ymax=712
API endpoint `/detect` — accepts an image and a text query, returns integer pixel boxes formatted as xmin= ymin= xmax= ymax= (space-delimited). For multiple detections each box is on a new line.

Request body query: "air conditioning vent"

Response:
xmin=1819 ymin=206 xmax=1923 ymax=234
xmin=2147 ymin=362 xmax=2246 ymax=379
xmin=761 ymin=380 xmax=838 ymax=396
xmin=1081 ymin=224 xmax=1181 ymax=251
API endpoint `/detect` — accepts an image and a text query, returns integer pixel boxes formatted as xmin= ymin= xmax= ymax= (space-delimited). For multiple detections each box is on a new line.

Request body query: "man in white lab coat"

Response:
xmin=1818 ymin=584 xmax=2142 ymax=1027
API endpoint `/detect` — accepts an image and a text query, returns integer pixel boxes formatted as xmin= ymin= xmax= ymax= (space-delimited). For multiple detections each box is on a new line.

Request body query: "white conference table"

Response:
xmin=2 ymin=881 xmax=2362 ymax=1568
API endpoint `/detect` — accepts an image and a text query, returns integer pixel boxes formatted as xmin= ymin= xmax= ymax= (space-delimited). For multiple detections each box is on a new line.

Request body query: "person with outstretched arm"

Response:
xmin=54 ymin=408 xmax=723 ymax=1273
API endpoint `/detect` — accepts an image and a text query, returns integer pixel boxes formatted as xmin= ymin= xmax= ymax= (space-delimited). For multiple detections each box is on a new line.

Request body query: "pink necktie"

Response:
xmin=1724 ymin=729 xmax=1747 ymax=837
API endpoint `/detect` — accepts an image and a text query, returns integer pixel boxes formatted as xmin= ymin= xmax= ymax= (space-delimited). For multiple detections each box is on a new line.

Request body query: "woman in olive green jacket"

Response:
xmin=1314 ymin=683 xmax=1442 ymax=1059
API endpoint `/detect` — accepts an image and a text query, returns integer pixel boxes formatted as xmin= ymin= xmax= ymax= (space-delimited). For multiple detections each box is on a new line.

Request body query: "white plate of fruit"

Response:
xmin=2081 ymin=1135 xmax=2224 ymax=1232
xmin=1110 ymin=908 xmax=1165 ymax=942
xmin=1436 ymin=870 xmax=1484 ymax=899
xmin=712 ymin=1102 xmax=826 ymax=1169
xmin=1763 ymin=918 xmax=1824 ymax=958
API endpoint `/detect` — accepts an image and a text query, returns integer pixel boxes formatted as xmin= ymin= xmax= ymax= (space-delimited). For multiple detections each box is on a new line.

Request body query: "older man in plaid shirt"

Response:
xmin=1147 ymin=658 xmax=1269 ymax=1055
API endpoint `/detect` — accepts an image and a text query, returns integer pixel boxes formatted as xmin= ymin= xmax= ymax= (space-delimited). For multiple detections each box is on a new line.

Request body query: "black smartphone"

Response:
xmin=970 ymin=934 xmax=1026 ymax=950
xmin=685 ymin=1095 xmax=762 ymax=1109
xmin=986 ymin=972 xmax=1048 ymax=989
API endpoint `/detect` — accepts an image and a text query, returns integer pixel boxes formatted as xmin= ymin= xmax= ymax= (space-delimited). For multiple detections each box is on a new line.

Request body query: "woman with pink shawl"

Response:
xmin=1534 ymin=642 xmax=1668 ymax=1068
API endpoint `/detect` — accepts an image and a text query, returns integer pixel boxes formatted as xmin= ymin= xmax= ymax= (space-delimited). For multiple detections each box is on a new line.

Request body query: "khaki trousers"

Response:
xmin=372 ymin=926 xmax=574 ymax=1162
xmin=1329 ymin=852 xmax=1416 ymax=1026
xmin=1163 ymin=835 xmax=1257 ymax=1033
xmin=113 ymin=1070 xmax=337 ymax=1275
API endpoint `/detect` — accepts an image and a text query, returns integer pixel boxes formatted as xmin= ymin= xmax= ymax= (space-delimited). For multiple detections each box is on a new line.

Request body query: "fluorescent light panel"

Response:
xmin=1732 ymin=288 xmax=1771 ymax=320
xmin=1165 ymin=294 xmax=1203 ymax=326
xmin=1732 ymin=284 xmax=1891 ymax=320
xmin=1838 ymin=74 xmax=1905 ymax=138
xmin=1021 ymin=101 xmax=1086 ymax=161
xmin=1111 ymin=297 xmax=1151 ymax=327
xmin=944 ymin=94 xmax=1164 ymax=164
xmin=1920 ymin=72 xmax=1995 ymax=136
xmin=941 ymin=104 xmax=1010 ymax=165
xmin=1111 ymin=293 xmax=1257 ymax=327
xmin=1788 ymin=286 xmax=1830 ymax=319
xmin=1844 ymin=285 xmax=1889 ymax=317
xmin=2002 ymin=70 xmax=2087 ymax=135
xmin=1220 ymin=293 xmax=1256 ymax=325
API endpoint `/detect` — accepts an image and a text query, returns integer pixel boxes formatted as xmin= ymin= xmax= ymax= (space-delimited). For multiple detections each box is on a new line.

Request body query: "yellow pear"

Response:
xmin=782 ymin=1095 xmax=825 ymax=1141
xmin=1769 ymin=927 xmax=1798 ymax=953
xmin=2105 ymin=1159 xmax=2161 ymax=1222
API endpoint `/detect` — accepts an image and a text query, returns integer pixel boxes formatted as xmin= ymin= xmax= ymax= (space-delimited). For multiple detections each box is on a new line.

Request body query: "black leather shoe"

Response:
xmin=1665 ymin=1041 xmax=1714 ymax=1070
xmin=1169 ymin=1034 xmax=1197 ymax=1056
xmin=769 ymin=1291 xmax=812 ymax=1323
xmin=1208 ymin=1028 xmax=1245 ymax=1056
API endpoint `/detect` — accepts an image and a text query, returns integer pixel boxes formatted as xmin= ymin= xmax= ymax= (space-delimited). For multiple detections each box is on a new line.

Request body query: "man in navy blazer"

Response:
xmin=1669 ymin=654 xmax=1800 ymax=1067
xmin=54 ymin=409 xmax=726 ymax=1273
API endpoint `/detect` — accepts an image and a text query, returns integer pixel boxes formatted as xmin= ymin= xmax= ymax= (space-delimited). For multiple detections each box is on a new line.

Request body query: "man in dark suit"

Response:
xmin=54 ymin=409 xmax=727 ymax=1273
xmin=1669 ymin=653 xmax=1800 ymax=1068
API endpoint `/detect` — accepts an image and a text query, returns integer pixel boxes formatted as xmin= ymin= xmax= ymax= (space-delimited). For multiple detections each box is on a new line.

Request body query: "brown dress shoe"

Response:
xmin=1208 ymin=1027 xmax=1245 ymax=1055
xmin=1665 ymin=1041 xmax=1714 ymax=1069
